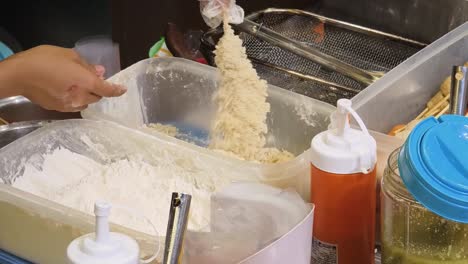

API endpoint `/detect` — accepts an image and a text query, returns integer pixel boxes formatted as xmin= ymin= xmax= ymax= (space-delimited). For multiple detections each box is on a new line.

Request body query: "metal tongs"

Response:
xmin=234 ymin=18 xmax=385 ymax=86
xmin=163 ymin=192 xmax=192 ymax=264
xmin=449 ymin=65 xmax=468 ymax=115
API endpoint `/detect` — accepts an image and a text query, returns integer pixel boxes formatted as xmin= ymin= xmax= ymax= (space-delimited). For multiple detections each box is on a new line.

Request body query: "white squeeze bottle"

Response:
xmin=310 ymin=99 xmax=377 ymax=264
xmin=67 ymin=201 xmax=140 ymax=264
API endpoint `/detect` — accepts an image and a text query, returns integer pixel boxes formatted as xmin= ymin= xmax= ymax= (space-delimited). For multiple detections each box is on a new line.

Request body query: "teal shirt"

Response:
xmin=0 ymin=41 xmax=14 ymax=61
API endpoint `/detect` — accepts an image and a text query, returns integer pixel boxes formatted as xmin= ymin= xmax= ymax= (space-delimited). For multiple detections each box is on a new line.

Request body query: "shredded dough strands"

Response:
xmin=209 ymin=16 xmax=293 ymax=163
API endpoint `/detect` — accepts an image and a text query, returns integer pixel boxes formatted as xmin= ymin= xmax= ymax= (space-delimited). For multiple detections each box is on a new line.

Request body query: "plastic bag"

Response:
xmin=183 ymin=183 xmax=311 ymax=263
xmin=199 ymin=0 xmax=244 ymax=28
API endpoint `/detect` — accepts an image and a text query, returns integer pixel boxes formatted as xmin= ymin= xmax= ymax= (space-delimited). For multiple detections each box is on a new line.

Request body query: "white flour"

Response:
xmin=13 ymin=147 xmax=230 ymax=236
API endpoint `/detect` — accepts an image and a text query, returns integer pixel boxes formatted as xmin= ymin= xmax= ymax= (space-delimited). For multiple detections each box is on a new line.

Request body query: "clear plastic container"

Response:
xmin=352 ymin=22 xmax=468 ymax=133
xmin=381 ymin=149 xmax=468 ymax=263
xmin=82 ymin=57 xmax=335 ymax=200
xmin=0 ymin=119 xmax=313 ymax=264
xmin=0 ymin=119 xmax=217 ymax=263
xmin=0 ymin=119 xmax=246 ymax=263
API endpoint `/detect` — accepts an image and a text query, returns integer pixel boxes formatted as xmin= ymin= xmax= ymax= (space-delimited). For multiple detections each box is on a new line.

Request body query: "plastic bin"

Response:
xmin=0 ymin=120 xmax=222 ymax=263
xmin=352 ymin=22 xmax=468 ymax=133
xmin=82 ymin=57 xmax=335 ymax=200
xmin=0 ymin=120 xmax=313 ymax=263
xmin=0 ymin=183 xmax=158 ymax=264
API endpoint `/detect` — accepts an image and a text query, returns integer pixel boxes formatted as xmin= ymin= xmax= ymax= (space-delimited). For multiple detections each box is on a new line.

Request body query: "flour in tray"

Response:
xmin=13 ymin=147 xmax=231 ymax=236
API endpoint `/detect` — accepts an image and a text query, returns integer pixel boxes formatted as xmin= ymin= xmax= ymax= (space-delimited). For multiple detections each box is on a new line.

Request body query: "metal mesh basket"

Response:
xmin=200 ymin=8 xmax=426 ymax=105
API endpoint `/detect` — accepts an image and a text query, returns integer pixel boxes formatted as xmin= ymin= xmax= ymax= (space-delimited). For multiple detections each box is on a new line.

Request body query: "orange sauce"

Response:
xmin=311 ymin=165 xmax=376 ymax=264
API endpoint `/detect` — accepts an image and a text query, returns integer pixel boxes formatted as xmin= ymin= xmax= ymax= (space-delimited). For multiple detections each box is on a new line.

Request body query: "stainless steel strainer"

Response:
xmin=200 ymin=8 xmax=426 ymax=105
xmin=235 ymin=18 xmax=386 ymax=86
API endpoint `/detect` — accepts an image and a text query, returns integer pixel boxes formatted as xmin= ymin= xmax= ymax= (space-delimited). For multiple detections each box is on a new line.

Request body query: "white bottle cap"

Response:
xmin=310 ymin=99 xmax=377 ymax=174
xmin=67 ymin=201 xmax=140 ymax=264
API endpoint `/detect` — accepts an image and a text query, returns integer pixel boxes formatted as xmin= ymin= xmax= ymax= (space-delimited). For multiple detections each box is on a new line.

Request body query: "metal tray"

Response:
xmin=0 ymin=96 xmax=79 ymax=123
xmin=0 ymin=121 xmax=52 ymax=149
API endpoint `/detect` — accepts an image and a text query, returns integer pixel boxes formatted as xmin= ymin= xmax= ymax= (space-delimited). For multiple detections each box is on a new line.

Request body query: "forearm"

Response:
xmin=0 ymin=57 xmax=23 ymax=98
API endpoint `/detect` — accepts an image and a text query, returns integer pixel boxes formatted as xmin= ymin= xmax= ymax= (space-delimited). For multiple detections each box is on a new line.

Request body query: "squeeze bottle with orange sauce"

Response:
xmin=310 ymin=99 xmax=376 ymax=264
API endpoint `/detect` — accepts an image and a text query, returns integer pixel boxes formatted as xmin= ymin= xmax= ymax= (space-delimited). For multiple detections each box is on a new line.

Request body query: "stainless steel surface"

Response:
xmin=201 ymin=27 xmax=359 ymax=95
xmin=241 ymin=9 xmax=424 ymax=105
xmin=0 ymin=96 xmax=80 ymax=123
xmin=235 ymin=18 xmax=384 ymax=86
xmin=247 ymin=8 xmax=426 ymax=47
xmin=201 ymin=9 xmax=423 ymax=105
xmin=163 ymin=193 xmax=191 ymax=264
xmin=312 ymin=0 xmax=468 ymax=44
xmin=250 ymin=57 xmax=361 ymax=94
xmin=0 ymin=121 xmax=51 ymax=149
xmin=449 ymin=65 xmax=468 ymax=115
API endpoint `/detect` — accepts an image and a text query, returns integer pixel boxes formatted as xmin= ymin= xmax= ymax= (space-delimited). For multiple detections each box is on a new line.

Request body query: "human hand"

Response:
xmin=199 ymin=0 xmax=231 ymax=11
xmin=199 ymin=0 xmax=244 ymax=28
xmin=2 ymin=45 xmax=126 ymax=112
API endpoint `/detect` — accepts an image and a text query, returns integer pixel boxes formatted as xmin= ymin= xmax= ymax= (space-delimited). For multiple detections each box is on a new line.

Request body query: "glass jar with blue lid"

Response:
xmin=381 ymin=115 xmax=468 ymax=263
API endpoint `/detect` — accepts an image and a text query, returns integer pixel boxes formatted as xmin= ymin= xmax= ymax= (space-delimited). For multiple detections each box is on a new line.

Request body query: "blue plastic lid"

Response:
xmin=398 ymin=115 xmax=468 ymax=223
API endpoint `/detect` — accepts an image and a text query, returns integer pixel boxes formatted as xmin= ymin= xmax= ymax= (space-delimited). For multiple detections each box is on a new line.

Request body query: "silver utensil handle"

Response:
xmin=449 ymin=66 xmax=468 ymax=115
xmin=163 ymin=193 xmax=192 ymax=264
xmin=235 ymin=19 xmax=378 ymax=85
xmin=250 ymin=57 xmax=361 ymax=94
